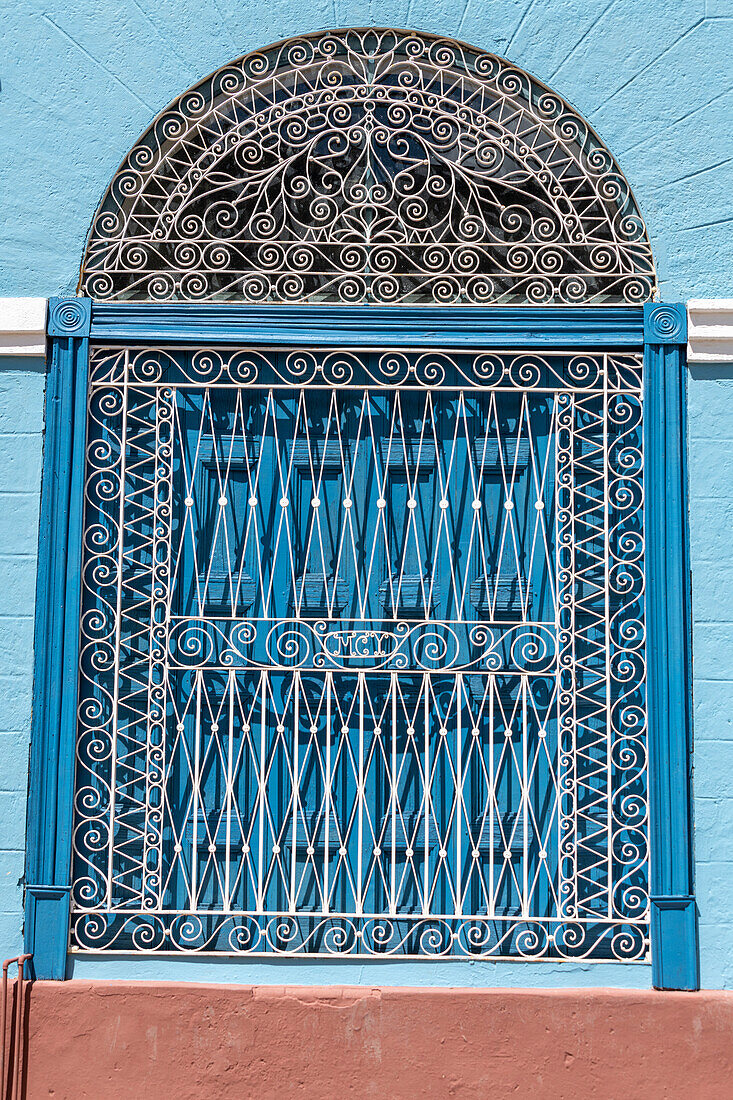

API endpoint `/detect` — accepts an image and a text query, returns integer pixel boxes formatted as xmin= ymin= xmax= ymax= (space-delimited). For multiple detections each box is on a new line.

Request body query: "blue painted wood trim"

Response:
xmin=30 ymin=296 xmax=696 ymax=987
xmin=90 ymin=303 xmax=644 ymax=347
xmin=650 ymin=897 xmax=698 ymax=991
xmin=643 ymin=303 xmax=699 ymax=991
xmin=24 ymin=298 xmax=91 ymax=980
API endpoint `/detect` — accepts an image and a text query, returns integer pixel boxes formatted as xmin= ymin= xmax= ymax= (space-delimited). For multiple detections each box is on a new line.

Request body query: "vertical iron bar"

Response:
xmin=290 ymin=670 xmax=300 ymax=913
xmin=190 ymin=671 xmax=202 ymax=908
xmin=423 ymin=674 xmax=429 ymax=916
xmin=455 ymin=672 xmax=463 ymax=917
xmin=257 ymin=671 xmax=267 ymax=913
xmin=488 ymin=674 xmax=495 ymax=919
xmin=224 ymin=671 xmax=234 ymax=911
xmin=324 ymin=671 xmax=332 ymax=912
xmin=522 ymin=675 xmax=529 ymax=918
xmin=356 ymin=672 xmax=364 ymax=917
xmin=391 ymin=672 xmax=397 ymax=916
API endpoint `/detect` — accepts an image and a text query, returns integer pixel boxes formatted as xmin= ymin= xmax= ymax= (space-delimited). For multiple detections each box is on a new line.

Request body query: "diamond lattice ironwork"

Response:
xmin=71 ymin=346 xmax=648 ymax=960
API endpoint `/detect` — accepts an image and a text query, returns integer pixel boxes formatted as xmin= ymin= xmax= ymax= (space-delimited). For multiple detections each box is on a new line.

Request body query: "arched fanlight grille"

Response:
xmin=80 ymin=27 xmax=656 ymax=306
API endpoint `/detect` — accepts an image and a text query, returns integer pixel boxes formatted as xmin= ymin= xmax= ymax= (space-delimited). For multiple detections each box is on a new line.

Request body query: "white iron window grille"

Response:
xmin=71 ymin=345 xmax=648 ymax=960
xmin=79 ymin=28 xmax=656 ymax=306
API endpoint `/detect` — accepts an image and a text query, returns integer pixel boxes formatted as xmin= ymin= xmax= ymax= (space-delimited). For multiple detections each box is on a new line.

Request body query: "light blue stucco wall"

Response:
xmin=0 ymin=363 xmax=45 ymax=959
xmin=0 ymin=0 xmax=731 ymax=987
xmin=688 ymin=363 xmax=733 ymax=989
xmin=3 ymin=0 xmax=732 ymax=301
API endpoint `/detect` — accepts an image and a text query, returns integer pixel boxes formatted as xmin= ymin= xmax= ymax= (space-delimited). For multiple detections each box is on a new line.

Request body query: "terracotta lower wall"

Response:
xmin=7 ymin=982 xmax=733 ymax=1099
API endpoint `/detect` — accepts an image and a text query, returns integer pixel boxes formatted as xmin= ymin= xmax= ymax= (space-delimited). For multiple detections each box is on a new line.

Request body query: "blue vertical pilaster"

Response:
xmin=644 ymin=303 xmax=699 ymax=990
xmin=24 ymin=298 xmax=91 ymax=980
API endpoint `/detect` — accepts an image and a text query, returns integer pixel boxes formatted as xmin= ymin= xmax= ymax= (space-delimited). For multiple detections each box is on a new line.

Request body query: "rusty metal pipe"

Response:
xmin=1 ymin=956 xmax=31 ymax=1100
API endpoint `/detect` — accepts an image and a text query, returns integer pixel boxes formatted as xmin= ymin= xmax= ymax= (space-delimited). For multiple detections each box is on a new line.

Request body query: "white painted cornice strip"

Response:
xmin=0 ymin=296 xmax=731 ymax=362
xmin=687 ymin=300 xmax=733 ymax=363
xmin=0 ymin=298 xmax=47 ymax=356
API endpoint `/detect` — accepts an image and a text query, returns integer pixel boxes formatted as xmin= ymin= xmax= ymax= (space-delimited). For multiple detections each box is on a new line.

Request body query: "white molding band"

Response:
xmin=687 ymin=300 xmax=733 ymax=364
xmin=1 ymin=297 xmax=732 ymax=362
xmin=0 ymin=298 xmax=47 ymax=356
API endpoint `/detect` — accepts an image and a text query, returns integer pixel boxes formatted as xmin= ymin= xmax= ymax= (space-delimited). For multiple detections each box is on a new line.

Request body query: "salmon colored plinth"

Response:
xmin=10 ymin=982 xmax=733 ymax=1099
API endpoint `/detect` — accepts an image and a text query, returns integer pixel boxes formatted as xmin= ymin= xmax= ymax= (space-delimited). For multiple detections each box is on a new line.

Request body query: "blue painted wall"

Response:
xmin=688 ymin=362 xmax=733 ymax=989
xmin=1 ymin=0 xmax=732 ymax=986
xmin=0 ymin=362 xmax=45 ymax=959
xmin=3 ymin=0 xmax=732 ymax=302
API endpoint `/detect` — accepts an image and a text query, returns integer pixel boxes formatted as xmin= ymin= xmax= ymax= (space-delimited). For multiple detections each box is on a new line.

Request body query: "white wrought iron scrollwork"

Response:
xmin=79 ymin=28 xmax=656 ymax=305
xmin=71 ymin=344 xmax=648 ymax=960
xmin=167 ymin=618 xmax=557 ymax=674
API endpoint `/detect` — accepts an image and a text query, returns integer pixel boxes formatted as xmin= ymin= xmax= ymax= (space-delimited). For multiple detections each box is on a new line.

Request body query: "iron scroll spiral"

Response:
xmin=80 ymin=28 xmax=656 ymax=306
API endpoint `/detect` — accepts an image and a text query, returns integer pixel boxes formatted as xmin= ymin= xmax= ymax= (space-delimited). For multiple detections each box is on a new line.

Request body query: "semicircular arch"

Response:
xmin=80 ymin=27 xmax=656 ymax=306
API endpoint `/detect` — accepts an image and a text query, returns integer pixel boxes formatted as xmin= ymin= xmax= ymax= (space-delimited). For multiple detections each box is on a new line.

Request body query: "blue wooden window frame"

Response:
xmin=24 ymin=298 xmax=698 ymax=987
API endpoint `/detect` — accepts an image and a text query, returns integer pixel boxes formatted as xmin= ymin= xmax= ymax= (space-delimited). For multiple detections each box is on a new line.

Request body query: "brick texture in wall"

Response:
xmin=0 ymin=365 xmax=44 ymax=958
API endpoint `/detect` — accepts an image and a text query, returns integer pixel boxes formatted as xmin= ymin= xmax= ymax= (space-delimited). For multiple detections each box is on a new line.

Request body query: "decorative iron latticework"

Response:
xmin=79 ymin=28 xmax=656 ymax=306
xmin=71 ymin=344 xmax=648 ymax=959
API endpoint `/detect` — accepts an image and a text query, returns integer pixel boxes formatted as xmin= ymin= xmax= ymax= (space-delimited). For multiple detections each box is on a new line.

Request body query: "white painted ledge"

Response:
xmin=687 ymin=300 xmax=733 ymax=363
xmin=0 ymin=297 xmax=732 ymax=363
xmin=0 ymin=298 xmax=47 ymax=356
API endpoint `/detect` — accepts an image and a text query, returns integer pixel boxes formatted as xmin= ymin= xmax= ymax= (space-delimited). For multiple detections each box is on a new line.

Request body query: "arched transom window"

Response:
xmin=46 ymin=28 xmax=664 ymax=969
xmin=80 ymin=28 xmax=656 ymax=306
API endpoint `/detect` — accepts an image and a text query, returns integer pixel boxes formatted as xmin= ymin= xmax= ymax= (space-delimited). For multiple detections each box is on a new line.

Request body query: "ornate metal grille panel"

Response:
xmin=79 ymin=28 xmax=656 ymax=306
xmin=71 ymin=344 xmax=648 ymax=960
